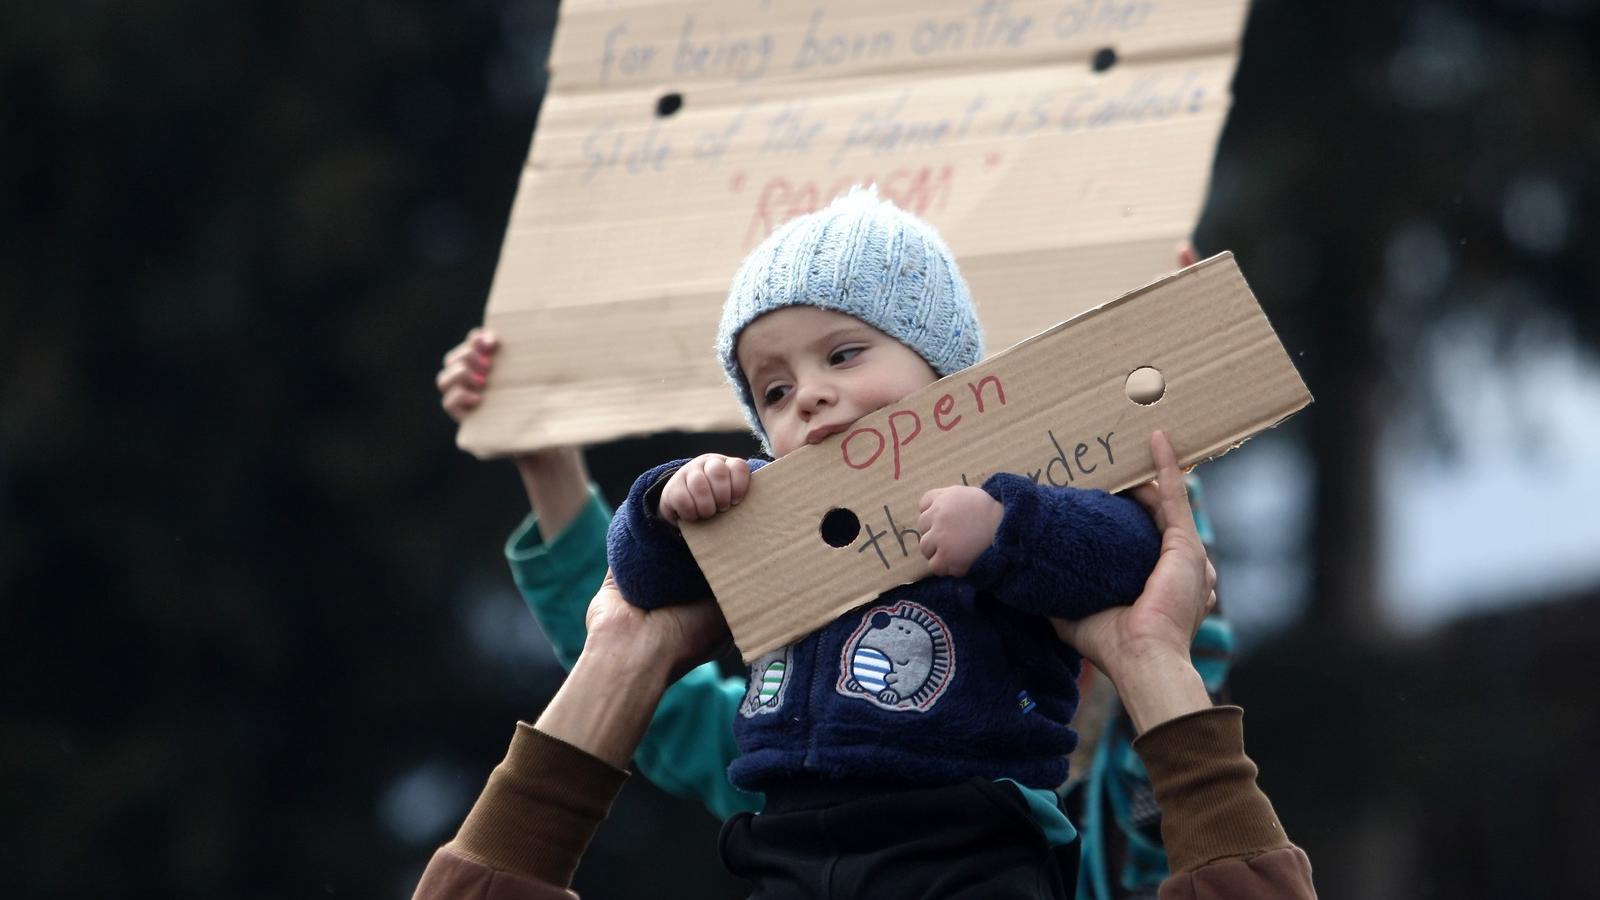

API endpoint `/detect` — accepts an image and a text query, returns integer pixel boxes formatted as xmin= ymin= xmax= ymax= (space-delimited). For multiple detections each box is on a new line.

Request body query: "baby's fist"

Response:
xmin=916 ymin=486 xmax=1003 ymax=578
xmin=660 ymin=454 xmax=750 ymax=524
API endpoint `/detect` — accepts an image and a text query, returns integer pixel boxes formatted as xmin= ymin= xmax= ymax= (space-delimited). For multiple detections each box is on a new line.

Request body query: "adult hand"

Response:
xmin=535 ymin=573 xmax=730 ymax=769
xmin=583 ymin=571 xmax=732 ymax=685
xmin=1050 ymin=430 xmax=1217 ymax=732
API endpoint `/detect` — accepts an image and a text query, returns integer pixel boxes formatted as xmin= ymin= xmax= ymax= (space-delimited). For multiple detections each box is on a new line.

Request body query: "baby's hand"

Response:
xmin=660 ymin=454 xmax=751 ymax=524
xmin=437 ymin=328 xmax=498 ymax=422
xmin=917 ymin=486 xmax=1004 ymax=578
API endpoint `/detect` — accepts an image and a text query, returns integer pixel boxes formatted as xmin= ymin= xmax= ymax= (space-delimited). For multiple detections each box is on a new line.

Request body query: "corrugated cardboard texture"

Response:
xmin=682 ymin=253 xmax=1311 ymax=661
xmin=459 ymin=0 xmax=1251 ymax=454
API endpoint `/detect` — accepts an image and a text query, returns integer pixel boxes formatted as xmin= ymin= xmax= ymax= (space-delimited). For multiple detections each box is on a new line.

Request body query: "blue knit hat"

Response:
xmin=718 ymin=187 xmax=984 ymax=452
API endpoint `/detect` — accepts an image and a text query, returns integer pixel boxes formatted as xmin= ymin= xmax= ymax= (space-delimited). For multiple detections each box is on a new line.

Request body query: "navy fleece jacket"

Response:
xmin=607 ymin=459 xmax=1159 ymax=792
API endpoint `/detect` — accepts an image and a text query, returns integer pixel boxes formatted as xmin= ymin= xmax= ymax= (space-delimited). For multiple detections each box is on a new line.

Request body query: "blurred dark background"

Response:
xmin=3 ymin=0 xmax=1598 ymax=897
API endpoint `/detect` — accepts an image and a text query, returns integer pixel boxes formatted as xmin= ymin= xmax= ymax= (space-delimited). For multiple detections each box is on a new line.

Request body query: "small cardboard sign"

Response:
xmin=457 ymin=0 xmax=1252 ymax=454
xmin=681 ymin=253 xmax=1311 ymax=661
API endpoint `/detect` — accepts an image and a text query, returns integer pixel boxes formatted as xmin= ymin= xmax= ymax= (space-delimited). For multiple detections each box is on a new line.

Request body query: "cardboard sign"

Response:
xmin=458 ymin=0 xmax=1252 ymax=455
xmin=681 ymin=253 xmax=1311 ymax=661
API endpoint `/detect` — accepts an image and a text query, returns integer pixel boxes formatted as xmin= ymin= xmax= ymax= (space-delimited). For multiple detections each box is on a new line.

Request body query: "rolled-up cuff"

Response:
xmin=1132 ymin=706 xmax=1293 ymax=874
xmin=446 ymin=724 xmax=629 ymax=888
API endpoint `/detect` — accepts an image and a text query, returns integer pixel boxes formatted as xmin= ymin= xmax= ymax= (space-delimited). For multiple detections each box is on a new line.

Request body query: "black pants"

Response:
xmin=719 ymin=778 xmax=1079 ymax=900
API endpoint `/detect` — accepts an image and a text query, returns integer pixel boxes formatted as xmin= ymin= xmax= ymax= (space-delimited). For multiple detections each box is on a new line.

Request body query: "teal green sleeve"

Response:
xmin=633 ymin=665 xmax=761 ymax=819
xmin=504 ymin=487 xmax=762 ymax=818
xmin=504 ymin=487 xmax=613 ymax=669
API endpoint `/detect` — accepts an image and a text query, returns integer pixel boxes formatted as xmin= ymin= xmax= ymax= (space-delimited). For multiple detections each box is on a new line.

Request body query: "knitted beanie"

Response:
xmin=718 ymin=187 xmax=984 ymax=452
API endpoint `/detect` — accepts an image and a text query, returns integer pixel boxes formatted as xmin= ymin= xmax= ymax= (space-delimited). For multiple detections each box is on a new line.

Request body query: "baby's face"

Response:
xmin=737 ymin=307 xmax=938 ymax=458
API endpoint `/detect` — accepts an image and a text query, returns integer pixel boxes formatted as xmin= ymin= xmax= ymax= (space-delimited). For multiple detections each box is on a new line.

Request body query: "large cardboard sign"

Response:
xmin=459 ymin=0 xmax=1252 ymax=455
xmin=682 ymin=253 xmax=1312 ymax=661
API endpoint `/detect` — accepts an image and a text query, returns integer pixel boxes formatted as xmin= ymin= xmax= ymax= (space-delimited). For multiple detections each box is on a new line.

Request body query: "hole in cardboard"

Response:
xmin=1091 ymin=47 xmax=1117 ymax=73
xmin=1125 ymin=366 xmax=1166 ymax=405
xmin=656 ymin=92 xmax=684 ymax=117
xmin=819 ymin=507 xmax=861 ymax=548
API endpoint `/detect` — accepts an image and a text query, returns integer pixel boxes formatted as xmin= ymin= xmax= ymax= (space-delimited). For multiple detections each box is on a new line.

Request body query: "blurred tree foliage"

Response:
xmin=0 ymin=0 xmax=1596 ymax=898
xmin=1196 ymin=0 xmax=1599 ymax=636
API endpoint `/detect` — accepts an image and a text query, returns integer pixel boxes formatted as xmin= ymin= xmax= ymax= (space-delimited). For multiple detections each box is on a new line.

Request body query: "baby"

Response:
xmin=606 ymin=188 xmax=1160 ymax=898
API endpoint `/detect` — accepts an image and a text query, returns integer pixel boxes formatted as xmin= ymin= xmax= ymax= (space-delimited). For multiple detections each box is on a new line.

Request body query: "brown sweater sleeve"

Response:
xmin=1133 ymin=706 xmax=1317 ymax=900
xmin=413 ymin=724 xmax=630 ymax=900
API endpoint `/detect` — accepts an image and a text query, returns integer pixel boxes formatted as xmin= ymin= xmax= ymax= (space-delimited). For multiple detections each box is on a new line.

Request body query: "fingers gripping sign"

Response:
xmin=437 ymin=328 xmax=499 ymax=422
xmin=915 ymin=485 xmax=1004 ymax=578
xmin=660 ymin=454 xmax=751 ymax=524
xmin=1128 ymin=430 xmax=1218 ymax=619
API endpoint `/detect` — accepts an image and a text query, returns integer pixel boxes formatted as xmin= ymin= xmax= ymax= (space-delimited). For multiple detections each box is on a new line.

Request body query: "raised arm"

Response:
xmin=415 ymin=576 xmax=733 ymax=900
xmin=439 ymin=329 xmax=757 ymax=819
xmin=1054 ymin=432 xmax=1317 ymax=900
xmin=438 ymin=327 xmax=592 ymax=541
